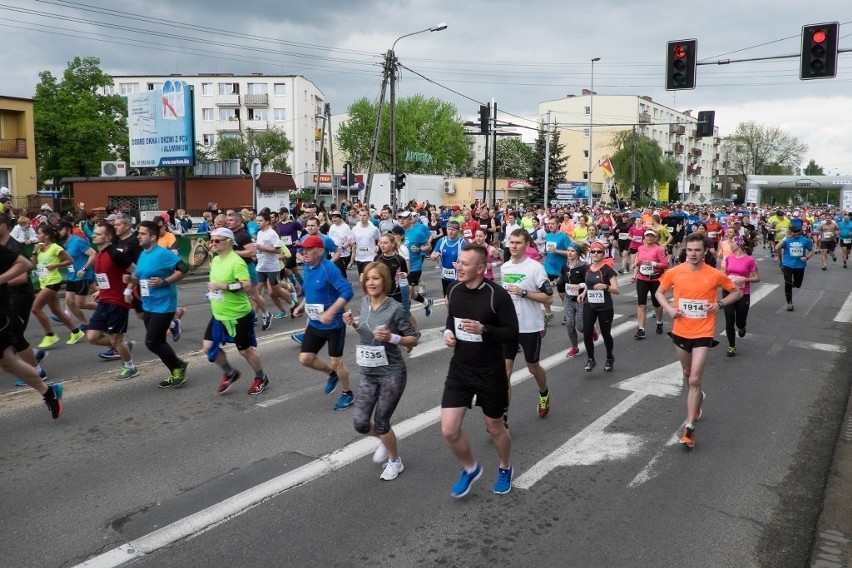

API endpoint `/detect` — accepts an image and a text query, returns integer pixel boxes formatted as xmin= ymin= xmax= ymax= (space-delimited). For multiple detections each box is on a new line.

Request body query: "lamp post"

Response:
xmin=587 ymin=57 xmax=600 ymax=207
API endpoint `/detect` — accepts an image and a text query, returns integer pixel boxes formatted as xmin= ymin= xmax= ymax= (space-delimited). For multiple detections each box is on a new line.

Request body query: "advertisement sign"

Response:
xmin=842 ymin=189 xmax=852 ymax=212
xmin=658 ymin=182 xmax=669 ymax=202
xmin=128 ymin=80 xmax=195 ymax=168
xmin=745 ymin=188 xmax=759 ymax=204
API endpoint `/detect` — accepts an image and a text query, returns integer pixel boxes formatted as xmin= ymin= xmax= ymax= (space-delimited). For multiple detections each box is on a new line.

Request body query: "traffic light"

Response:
xmin=394 ymin=171 xmax=406 ymax=191
xmin=800 ymin=22 xmax=839 ymax=80
xmin=479 ymin=103 xmax=490 ymax=135
xmin=342 ymin=162 xmax=352 ymax=186
xmin=696 ymin=110 xmax=715 ymax=137
xmin=665 ymin=39 xmax=697 ymax=90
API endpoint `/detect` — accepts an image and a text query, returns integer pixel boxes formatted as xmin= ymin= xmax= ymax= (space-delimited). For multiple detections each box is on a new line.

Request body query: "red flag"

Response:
xmin=599 ymin=157 xmax=615 ymax=178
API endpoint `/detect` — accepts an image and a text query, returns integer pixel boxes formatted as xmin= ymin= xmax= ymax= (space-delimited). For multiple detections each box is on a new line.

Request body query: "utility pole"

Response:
xmin=490 ymin=98 xmax=497 ymax=207
xmin=323 ymin=104 xmax=337 ymax=208
xmin=313 ymin=107 xmax=328 ymax=204
xmin=389 ymin=51 xmax=399 ymax=210
xmin=364 ymin=51 xmax=391 ymax=206
xmin=543 ymin=110 xmax=551 ymax=211
xmin=631 ymin=125 xmax=637 ymax=203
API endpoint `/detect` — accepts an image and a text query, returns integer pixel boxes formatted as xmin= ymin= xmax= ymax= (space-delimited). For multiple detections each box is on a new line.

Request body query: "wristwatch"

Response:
xmin=717 ymin=300 xmax=724 ymax=308
xmin=521 ymin=289 xmax=527 ymax=298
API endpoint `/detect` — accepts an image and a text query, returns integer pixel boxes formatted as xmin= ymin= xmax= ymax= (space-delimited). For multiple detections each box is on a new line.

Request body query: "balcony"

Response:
xmin=688 ymin=163 xmax=702 ymax=175
xmin=0 ymin=138 xmax=26 ymax=158
xmin=216 ymin=94 xmax=240 ymax=106
xmin=638 ymin=112 xmax=652 ymax=124
xmin=243 ymin=119 xmax=268 ymax=130
xmin=714 ymin=136 xmax=721 ymax=145
xmin=672 ymin=142 xmax=684 ymax=154
xmin=669 ymin=124 xmax=685 ymax=135
xmin=690 ymin=147 xmax=702 ymax=157
xmin=689 ymin=130 xmax=698 ymax=139
xmin=244 ymin=94 xmax=268 ymax=107
xmin=217 ymin=119 xmax=241 ymax=131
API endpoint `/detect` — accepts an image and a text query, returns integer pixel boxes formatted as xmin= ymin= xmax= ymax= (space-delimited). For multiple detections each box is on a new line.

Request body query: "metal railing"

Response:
xmin=0 ymin=138 xmax=26 ymax=158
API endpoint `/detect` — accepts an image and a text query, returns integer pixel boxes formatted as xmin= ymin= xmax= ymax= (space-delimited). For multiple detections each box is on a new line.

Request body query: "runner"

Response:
xmin=543 ymin=216 xmax=571 ymax=324
xmin=226 ymin=211 xmax=270 ymax=331
xmin=839 ymin=211 xmax=852 ymax=269
xmin=558 ymin=243 xmax=597 ymax=359
xmin=327 ymin=210 xmax=353 ymax=277
xmin=473 ymin=228 xmax=502 ymax=281
xmin=775 ymin=219 xmax=814 ymax=312
xmin=254 ymin=212 xmax=293 ymax=322
xmin=203 ymin=227 xmax=269 ymax=395
xmin=292 ymin=235 xmax=355 ymax=410
xmin=818 ymin=212 xmax=839 ymax=270
xmin=441 ymin=244 xmax=519 ymax=497
xmin=31 ymin=225 xmax=85 ymax=348
xmin=614 ymin=212 xmax=633 ymax=274
xmin=342 ymin=262 xmax=420 ymax=481
xmin=577 ymin=242 xmax=620 ymax=372
xmin=398 ymin=210 xmax=434 ymax=317
xmin=655 ymin=232 xmax=742 ymax=448
xmin=721 ymin=235 xmax=760 ymax=357
xmin=501 ymin=229 xmax=554 ymax=418
xmin=58 ymin=220 xmax=96 ymax=331
xmin=351 ymin=208 xmax=381 ymax=276
xmin=632 ymin=229 xmax=668 ymax=339
xmin=430 ymin=220 xmax=464 ymax=298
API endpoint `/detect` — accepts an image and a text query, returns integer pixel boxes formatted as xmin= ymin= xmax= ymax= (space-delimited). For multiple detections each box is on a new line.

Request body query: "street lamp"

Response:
xmin=588 ymin=57 xmax=600 ymax=206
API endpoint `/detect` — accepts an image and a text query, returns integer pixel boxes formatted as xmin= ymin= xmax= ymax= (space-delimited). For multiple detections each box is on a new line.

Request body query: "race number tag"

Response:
xmin=788 ymin=242 xmax=804 ymax=257
xmin=281 ymin=236 xmax=292 ymax=246
xmin=843 ymin=238 xmax=852 ymax=245
xmin=707 ymin=231 xmax=717 ymax=239
xmin=823 ymin=231 xmax=834 ymax=240
xmin=463 ymin=229 xmax=472 ymax=239
xmin=139 ymin=279 xmax=151 ymax=297
xmin=356 ymin=345 xmax=388 ymax=367
xmin=207 ymin=290 xmax=224 ymax=302
xmin=587 ymin=289 xmax=605 ymax=303
xmin=36 ymin=265 xmax=49 ymax=280
xmin=441 ymin=267 xmax=456 ymax=280
xmin=545 ymin=241 xmax=556 ymax=253
xmin=453 ymin=317 xmax=482 ymax=342
xmin=95 ymin=273 xmax=111 ymax=289
xmin=566 ymin=284 xmax=580 ymax=297
xmin=777 ymin=228 xmax=787 ymax=237
xmin=632 ymin=235 xmax=643 ymax=242
xmin=618 ymin=232 xmax=629 ymax=240
xmin=639 ymin=264 xmax=656 ymax=276
xmin=305 ymin=303 xmax=325 ymax=320
xmin=358 ymin=246 xmax=371 ymax=254
xmin=679 ymin=298 xmax=708 ymax=318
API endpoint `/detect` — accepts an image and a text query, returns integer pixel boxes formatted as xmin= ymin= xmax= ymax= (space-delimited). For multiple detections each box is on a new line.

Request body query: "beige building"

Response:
xmin=443 ymin=177 xmax=533 ymax=207
xmin=539 ymin=91 xmax=720 ymax=202
xmin=0 ymin=96 xmax=38 ymax=196
xmin=106 ymin=73 xmax=325 ymax=188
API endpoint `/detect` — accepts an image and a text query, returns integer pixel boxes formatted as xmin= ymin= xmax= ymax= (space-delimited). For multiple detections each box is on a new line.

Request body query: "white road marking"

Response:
xmin=833 ymin=292 xmax=852 ymax=323
xmin=788 ymin=339 xmax=847 ymax=353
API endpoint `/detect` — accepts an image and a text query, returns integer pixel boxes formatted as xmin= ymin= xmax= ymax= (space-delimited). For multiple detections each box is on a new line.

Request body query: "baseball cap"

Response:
xmin=0 ymin=186 xmax=10 ymax=196
xmin=451 ymin=205 xmax=460 ymax=211
xmin=210 ymin=227 xmax=235 ymax=241
xmin=298 ymin=234 xmax=325 ymax=249
xmin=330 ymin=210 xmax=342 ymax=218
xmin=389 ymin=225 xmax=405 ymax=236
xmin=40 ymin=204 xmax=53 ymax=211
xmin=396 ymin=210 xmax=413 ymax=218
xmin=643 ymin=229 xmax=658 ymax=237
xmin=105 ymin=214 xmax=118 ymax=222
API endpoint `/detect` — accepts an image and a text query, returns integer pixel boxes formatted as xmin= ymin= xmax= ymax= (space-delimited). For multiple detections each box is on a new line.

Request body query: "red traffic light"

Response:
xmin=673 ymin=44 xmax=687 ymax=59
xmin=811 ymin=29 xmax=827 ymax=44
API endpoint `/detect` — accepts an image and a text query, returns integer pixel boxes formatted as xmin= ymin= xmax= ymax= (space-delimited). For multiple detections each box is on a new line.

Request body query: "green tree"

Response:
xmin=527 ymin=125 xmax=567 ymax=204
xmin=608 ymin=130 xmax=677 ymax=202
xmin=336 ymin=95 xmax=470 ymax=175
xmin=721 ymin=121 xmax=807 ymax=177
xmin=803 ymin=159 xmax=824 ymax=176
xmin=215 ymin=127 xmax=293 ymax=174
xmin=475 ymin=137 xmax=534 ymax=179
xmin=34 ymin=56 xmax=128 ymax=188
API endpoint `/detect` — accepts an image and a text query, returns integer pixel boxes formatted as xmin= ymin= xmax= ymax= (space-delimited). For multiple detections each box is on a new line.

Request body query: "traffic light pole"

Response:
xmin=543 ymin=110 xmax=551 ymax=211
xmin=363 ymin=51 xmax=391 ymax=207
xmin=389 ymin=50 xmax=399 ymax=210
xmin=490 ymin=99 xmax=497 ymax=208
xmin=313 ymin=106 xmax=328 ymax=204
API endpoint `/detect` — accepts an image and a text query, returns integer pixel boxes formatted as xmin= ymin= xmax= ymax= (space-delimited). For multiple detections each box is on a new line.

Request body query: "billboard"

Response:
xmin=128 ymin=80 xmax=195 ymax=168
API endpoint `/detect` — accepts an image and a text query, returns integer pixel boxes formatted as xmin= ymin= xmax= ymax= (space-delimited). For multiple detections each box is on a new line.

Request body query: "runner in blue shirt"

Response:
xmin=775 ymin=219 xmax=814 ymax=312
xmin=398 ymin=210 xmax=434 ymax=317
xmin=430 ymin=220 xmax=465 ymax=297
xmin=543 ymin=216 xmax=572 ymax=323
xmin=838 ymin=212 xmax=852 ymax=268
xmin=59 ymin=221 xmax=96 ymax=331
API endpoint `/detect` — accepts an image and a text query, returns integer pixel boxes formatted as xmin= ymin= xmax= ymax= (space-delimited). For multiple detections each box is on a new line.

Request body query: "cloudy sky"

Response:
xmin=2 ymin=0 xmax=850 ymax=171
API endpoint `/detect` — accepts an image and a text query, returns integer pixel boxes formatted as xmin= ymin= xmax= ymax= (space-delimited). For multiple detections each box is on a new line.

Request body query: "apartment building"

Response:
xmin=539 ymin=91 xmax=720 ymax=202
xmin=0 ymin=96 xmax=37 ymax=196
xmin=107 ymin=73 xmax=325 ymax=187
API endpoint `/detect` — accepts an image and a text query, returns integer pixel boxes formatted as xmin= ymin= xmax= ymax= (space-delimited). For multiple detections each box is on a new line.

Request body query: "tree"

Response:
xmin=336 ymin=95 xmax=470 ymax=175
xmin=527 ymin=125 xmax=567 ymax=204
xmin=34 ymin=56 xmax=128 ymax=189
xmin=803 ymin=159 xmax=824 ymax=176
xmin=215 ymin=127 xmax=293 ymax=174
xmin=475 ymin=137 xmax=534 ymax=179
xmin=721 ymin=121 xmax=808 ymax=177
xmin=609 ymin=129 xmax=677 ymax=202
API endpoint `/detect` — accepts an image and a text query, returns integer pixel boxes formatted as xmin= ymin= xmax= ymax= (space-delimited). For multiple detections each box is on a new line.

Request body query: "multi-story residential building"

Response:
xmin=0 ymin=96 xmax=37 ymax=196
xmin=539 ymin=91 xmax=720 ymax=202
xmin=106 ymin=73 xmax=325 ymax=188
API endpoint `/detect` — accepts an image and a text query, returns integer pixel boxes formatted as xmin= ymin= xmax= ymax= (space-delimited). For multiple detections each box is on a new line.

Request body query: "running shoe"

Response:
xmin=38 ymin=335 xmax=60 ymax=349
xmin=844 ymin=261 xmax=847 ymax=269
xmin=99 ymin=347 xmax=120 ymax=360
xmin=584 ymin=359 xmax=596 ymax=372
xmin=544 ymin=313 xmax=554 ymax=324
xmin=493 ymin=465 xmax=513 ymax=495
xmin=261 ymin=312 xmax=272 ymax=331
xmin=424 ymin=297 xmax=433 ymax=317
xmin=217 ymin=370 xmax=240 ymax=394
xmin=679 ymin=425 xmax=696 ymax=448
xmin=170 ymin=319 xmax=182 ymax=342
xmin=333 ymin=391 xmax=354 ymax=410
xmin=66 ymin=330 xmax=85 ymax=345
xmin=592 ymin=329 xmax=599 ymax=342
xmin=273 ymin=311 xmax=288 ymax=319
xmin=737 ymin=327 xmax=746 ymax=338
xmin=726 ymin=347 xmax=736 ymax=357
xmin=116 ymin=365 xmax=138 ymax=381
xmin=787 ymin=303 xmax=794 ymax=312
xmin=603 ymin=358 xmax=615 ymax=372
xmin=538 ymin=392 xmax=550 ymax=418
xmin=51 ymin=313 xmax=62 ymax=323
xmin=634 ymin=328 xmax=646 ymax=340
xmin=34 ymin=349 xmax=47 ymax=363
xmin=451 ymin=463 xmax=482 ymax=498
xmin=380 ymin=458 xmax=404 ymax=481
xmin=324 ymin=372 xmax=339 ymax=395
xmin=44 ymin=383 xmax=63 ymax=419
xmin=565 ymin=346 xmax=580 ymax=359
xmin=833 ymin=254 xmax=837 ymax=262
xmin=159 ymin=362 xmax=189 ymax=389
xmin=694 ymin=391 xmax=706 ymax=423
xmin=822 ymin=266 xmax=827 ymax=271
xmin=372 ymin=442 xmax=389 ymax=464
xmin=247 ymin=375 xmax=269 ymax=395
xmin=656 ymin=322 xmax=664 ymax=335
xmin=291 ymin=331 xmax=305 ymax=344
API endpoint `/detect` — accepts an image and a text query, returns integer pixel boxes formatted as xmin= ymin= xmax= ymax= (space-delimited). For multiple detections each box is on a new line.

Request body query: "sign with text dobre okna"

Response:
xmin=127 ymin=80 xmax=195 ymax=168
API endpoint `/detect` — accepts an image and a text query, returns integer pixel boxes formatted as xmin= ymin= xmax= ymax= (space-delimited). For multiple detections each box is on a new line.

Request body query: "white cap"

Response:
xmin=210 ymin=227 xmax=235 ymax=240
xmin=0 ymin=186 xmax=10 ymax=195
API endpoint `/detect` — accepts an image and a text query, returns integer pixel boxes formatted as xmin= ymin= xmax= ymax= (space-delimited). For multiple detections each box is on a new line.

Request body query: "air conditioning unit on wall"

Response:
xmin=101 ymin=161 xmax=127 ymax=177
xmin=443 ymin=180 xmax=455 ymax=194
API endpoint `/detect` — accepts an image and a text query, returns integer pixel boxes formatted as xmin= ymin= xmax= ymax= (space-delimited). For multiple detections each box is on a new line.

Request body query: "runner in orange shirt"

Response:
xmin=655 ymin=232 xmax=742 ymax=449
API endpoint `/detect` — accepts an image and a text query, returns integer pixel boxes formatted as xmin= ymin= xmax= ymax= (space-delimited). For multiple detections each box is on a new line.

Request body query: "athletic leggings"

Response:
xmin=723 ymin=292 xmax=751 ymax=348
xmin=583 ymin=306 xmax=614 ymax=360
xmin=143 ymin=312 xmax=183 ymax=371
xmin=563 ymin=298 xmax=585 ymax=348
xmin=781 ymin=266 xmax=805 ymax=303
xmin=352 ymin=368 xmax=407 ymax=435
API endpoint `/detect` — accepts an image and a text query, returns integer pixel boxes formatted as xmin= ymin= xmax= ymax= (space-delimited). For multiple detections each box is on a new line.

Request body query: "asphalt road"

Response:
xmin=1 ymin=251 xmax=850 ymax=568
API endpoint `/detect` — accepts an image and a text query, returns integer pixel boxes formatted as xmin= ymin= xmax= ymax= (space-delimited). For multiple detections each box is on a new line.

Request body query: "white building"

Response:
xmin=106 ymin=73 xmax=325 ymax=188
xmin=539 ymin=91 xmax=721 ymax=203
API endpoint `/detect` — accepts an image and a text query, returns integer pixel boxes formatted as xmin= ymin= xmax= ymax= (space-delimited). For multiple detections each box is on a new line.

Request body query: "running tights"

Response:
xmin=781 ymin=267 xmax=805 ymax=303
xmin=143 ymin=312 xmax=183 ymax=371
xmin=563 ymin=298 xmax=584 ymax=348
xmin=723 ymin=293 xmax=751 ymax=348
xmin=583 ymin=306 xmax=614 ymax=360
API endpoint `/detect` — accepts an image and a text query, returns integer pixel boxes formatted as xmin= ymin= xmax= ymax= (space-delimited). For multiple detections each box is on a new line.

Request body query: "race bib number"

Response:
xmin=207 ymin=290 xmax=224 ymax=302
xmin=453 ymin=317 xmax=482 ymax=342
xmin=95 ymin=273 xmax=110 ymax=289
xmin=441 ymin=267 xmax=456 ymax=280
xmin=639 ymin=264 xmax=656 ymax=276
xmin=139 ymin=279 xmax=150 ymax=297
xmin=305 ymin=303 xmax=325 ymax=320
xmin=618 ymin=232 xmax=629 ymax=240
xmin=545 ymin=241 xmax=556 ymax=253
xmin=823 ymin=231 xmax=834 ymax=240
xmin=843 ymin=238 xmax=852 ymax=245
xmin=632 ymin=235 xmax=643 ymax=243
xmin=566 ymin=284 xmax=580 ymax=297
xmin=358 ymin=246 xmax=371 ymax=254
xmin=679 ymin=298 xmax=708 ymax=318
xmin=282 ymin=236 xmax=292 ymax=246
xmin=356 ymin=345 xmax=388 ymax=367
xmin=707 ymin=231 xmax=717 ymax=239
xmin=463 ymin=229 xmax=472 ymax=238
xmin=788 ymin=242 xmax=804 ymax=257
xmin=587 ymin=289 xmax=605 ymax=304
xmin=776 ymin=228 xmax=787 ymax=237
xmin=36 ymin=265 xmax=49 ymax=280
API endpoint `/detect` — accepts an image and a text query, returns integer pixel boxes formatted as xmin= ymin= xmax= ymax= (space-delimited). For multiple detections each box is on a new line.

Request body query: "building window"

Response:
xmin=584 ymin=106 xmax=590 ymax=115
xmin=273 ymin=108 xmax=286 ymax=121
xmin=582 ymin=171 xmax=589 ymax=181
xmin=201 ymin=83 xmax=213 ymax=96
xmin=202 ymin=108 xmax=214 ymax=121
xmin=219 ymin=109 xmax=239 ymax=121
xmin=583 ymin=128 xmax=590 ymax=138
xmin=247 ymin=83 xmax=268 ymax=95
xmin=218 ymin=82 xmax=239 ymax=95
xmin=108 ymin=195 xmax=159 ymax=212
xmin=202 ymin=134 xmax=215 ymax=146
xmin=583 ymin=149 xmax=589 ymax=158
xmin=247 ymin=108 xmax=267 ymax=120
xmin=119 ymin=83 xmax=137 ymax=95
xmin=102 ymin=85 xmax=116 ymax=96
xmin=147 ymin=82 xmax=162 ymax=91
xmin=221 ymin=133 xmax=240 ymax=140
xmin=0 ymin=169 xmax=9 ymax=189
xmin=274 ymin=83 xmax=286 ymax=96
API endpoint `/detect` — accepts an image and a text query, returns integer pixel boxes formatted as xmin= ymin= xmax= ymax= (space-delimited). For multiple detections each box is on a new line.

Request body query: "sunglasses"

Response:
xmin=590 ymin=250 xmax=605 ymax=254
xmin=210 ymin=238 xmax=228 ymax=243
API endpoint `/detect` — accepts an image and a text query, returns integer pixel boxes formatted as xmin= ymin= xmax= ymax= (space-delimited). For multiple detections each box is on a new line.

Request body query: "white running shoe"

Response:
xmin=372 ymin=442 xmax=389 ymax=464
xmin=380 ymin=458 xmax=404 ymax=481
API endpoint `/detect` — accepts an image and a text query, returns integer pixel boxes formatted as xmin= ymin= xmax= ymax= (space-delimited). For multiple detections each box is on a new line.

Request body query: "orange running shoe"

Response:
xmin=680 ymin=425 xmax=696 ymax=448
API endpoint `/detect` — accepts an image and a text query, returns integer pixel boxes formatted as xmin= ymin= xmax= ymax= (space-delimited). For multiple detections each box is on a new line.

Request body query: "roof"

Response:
xmin=257 ymin=172 xmax=297 ymax=191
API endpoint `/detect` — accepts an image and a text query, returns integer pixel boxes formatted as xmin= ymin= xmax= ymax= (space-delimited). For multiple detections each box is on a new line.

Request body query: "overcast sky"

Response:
xmin=2 ymin=0 xmax=850 ymax=171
